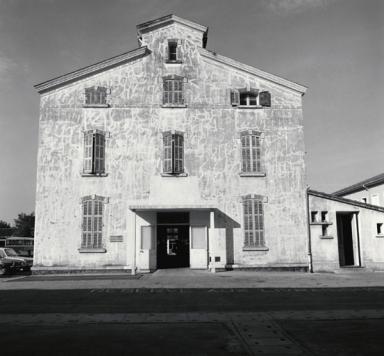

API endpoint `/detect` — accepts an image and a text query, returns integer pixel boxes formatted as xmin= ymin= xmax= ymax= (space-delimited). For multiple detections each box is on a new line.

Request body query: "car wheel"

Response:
xmin=0 ymin=267 xmax=6 ymax=276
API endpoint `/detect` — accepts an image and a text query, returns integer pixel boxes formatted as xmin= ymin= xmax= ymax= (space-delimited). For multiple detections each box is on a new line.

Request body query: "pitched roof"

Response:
xmin=308 ymin=189 xmax=384 ymax=213
xmin=136 ymin=14 xmax=208 ymax=35
xmin=34 ymin=46 xmax=150 ymax=94
xmin=333 ymin=173 xmax=384 ymax=197
xmin=199 ymin=48 xmax=307 ymax=95
xmin=34 ymin=15 xmax=306 ymax=95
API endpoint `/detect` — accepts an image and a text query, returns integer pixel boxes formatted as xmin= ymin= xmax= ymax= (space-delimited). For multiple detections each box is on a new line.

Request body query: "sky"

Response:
xmin=0 ymin=0 xmax=382 ymax=224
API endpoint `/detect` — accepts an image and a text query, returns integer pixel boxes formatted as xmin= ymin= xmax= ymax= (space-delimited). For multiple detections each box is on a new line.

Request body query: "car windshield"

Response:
xmin=4 ymin=248 xmax=19 ymax=257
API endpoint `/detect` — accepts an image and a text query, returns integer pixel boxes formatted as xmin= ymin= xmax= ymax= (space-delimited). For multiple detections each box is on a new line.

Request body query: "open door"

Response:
xmin=157 ymin=225 xmax=190 ymax=268
xmin=336 ymin=213 xmax=356 ymax=266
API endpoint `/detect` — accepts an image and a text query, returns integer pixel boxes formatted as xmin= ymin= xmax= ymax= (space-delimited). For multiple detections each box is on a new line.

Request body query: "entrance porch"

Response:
xmin=127 ymin=204 xmax=227 ymax=274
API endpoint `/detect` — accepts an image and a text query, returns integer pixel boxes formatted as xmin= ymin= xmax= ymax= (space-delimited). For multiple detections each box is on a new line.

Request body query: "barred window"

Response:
xmin=163 ymin=131 xmax=184 ymax=174
xmin=241 ymin=131 xmax=262 ymax=173
xmin=82 ymin=196 xmax=104 ymax=249
xmin=243 ymin=195 xmax=265 ymax=248
xmin=83 ymin=130 xmax=106 ymax=175
xmin=163 ymin=75 xmax=184 ymax=106
xmin=85 ymin=86 xmax=108 ymax=106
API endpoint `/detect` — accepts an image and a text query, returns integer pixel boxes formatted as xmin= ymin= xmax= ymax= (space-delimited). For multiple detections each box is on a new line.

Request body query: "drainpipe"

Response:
xmin=131 ymin=210 xmax=137 ymax=276
xmin=306 ymin=187 xmax=313 ymax=273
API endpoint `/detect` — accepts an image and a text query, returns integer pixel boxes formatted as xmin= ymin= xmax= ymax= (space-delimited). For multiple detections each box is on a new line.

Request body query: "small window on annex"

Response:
xmin=321 ymin=211 xmax=328 ymax=222
xmin=84 ymin=86 xmax=109 ymax=106
xmin=311 ymin=211 xmax=318 ymax=223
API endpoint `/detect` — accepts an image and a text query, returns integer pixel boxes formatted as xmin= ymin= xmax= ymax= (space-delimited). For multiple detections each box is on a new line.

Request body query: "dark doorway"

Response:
xmin=336 ymin=213 xmax=355 ymax=266
xmin=157 ymin=213 xmax=190 ymax=269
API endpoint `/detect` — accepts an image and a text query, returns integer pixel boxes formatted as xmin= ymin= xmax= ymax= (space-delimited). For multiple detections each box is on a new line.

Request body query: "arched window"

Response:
xmin=81 ymin=195 xmax=106 ymax=249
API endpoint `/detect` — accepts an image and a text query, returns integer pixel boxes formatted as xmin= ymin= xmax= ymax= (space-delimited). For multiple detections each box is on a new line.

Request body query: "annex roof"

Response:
xmin=34 ymin=46 xmax=150 ymax=94
xmin=332 ymin=173 xmax=384 ymax=197
xmin=199 ymin=48 xmax=307 ymax=95
xmin=308 ymin=189 xmax=384 ymax=213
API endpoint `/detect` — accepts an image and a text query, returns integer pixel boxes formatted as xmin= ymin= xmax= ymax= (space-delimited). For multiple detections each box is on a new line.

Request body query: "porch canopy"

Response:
xmin=128 ymin=202 xmax=218 ymax=211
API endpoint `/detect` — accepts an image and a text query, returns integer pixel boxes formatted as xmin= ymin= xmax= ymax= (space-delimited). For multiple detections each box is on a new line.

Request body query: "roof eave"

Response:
xmin=199 ymin=48 xmax=307 ymax=95
xmin=308 ymin=189 xmax=384 ymax=213
xmin=136 ymin=14 xmax=207 ymax=35
xmin=333 ymin=175 xmax=384 ymax=196
xmin=34 ymin=46 xmax=150 ymax=94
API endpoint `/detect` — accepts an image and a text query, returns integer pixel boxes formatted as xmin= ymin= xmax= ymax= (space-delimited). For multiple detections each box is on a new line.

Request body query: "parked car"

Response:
xmin=0 ymin=248 xmax=33 ymax=275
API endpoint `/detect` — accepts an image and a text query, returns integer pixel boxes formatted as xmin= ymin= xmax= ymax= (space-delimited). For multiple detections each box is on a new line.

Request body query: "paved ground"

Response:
xmin=1 ymin=270 xmax=384 ymax=355
xmin=1 ymin=268 xmax=384 ymax=290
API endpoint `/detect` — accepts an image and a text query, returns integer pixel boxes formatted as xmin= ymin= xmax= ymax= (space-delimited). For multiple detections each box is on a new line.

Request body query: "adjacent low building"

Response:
xmin=308 ymin=190 xmax=384 ymax=272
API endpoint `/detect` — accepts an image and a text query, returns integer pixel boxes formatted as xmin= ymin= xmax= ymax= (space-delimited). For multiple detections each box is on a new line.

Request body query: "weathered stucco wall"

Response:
xmin=309 ymin=195 xmax=384 ymax=271
xmin=34 ymin=22 xmax=308 ymax=269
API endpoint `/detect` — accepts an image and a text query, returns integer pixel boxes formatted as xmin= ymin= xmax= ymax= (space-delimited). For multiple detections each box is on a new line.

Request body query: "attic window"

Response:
xmin=167 ymin=40 xmax=182 ymax=63
xmin=231 ymin=89 xmax=271 ymax=108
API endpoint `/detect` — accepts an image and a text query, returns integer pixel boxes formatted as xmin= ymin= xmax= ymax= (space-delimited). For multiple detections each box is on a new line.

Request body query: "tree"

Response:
xmin=13 ymin=212 xmax=35 ymax=237
xmin=0 ymin=220 xmax=10 ymax=228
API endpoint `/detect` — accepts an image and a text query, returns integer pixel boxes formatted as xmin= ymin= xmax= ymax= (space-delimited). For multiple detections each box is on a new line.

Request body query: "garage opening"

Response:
xmin=336 ymin=212 xmax=358 ymax=267
xmin=157 ymin=212 xmax=190 ymax=269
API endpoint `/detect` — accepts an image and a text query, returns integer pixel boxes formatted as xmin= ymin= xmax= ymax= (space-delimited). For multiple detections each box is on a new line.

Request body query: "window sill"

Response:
xmin=161 ymin=172 xmax=188 ymax=177
xmin=320 ymin=235 xmax=334 ymax=239
xmin=83 ymin=104 xmax=110 ymax=108
xmin=239 ymin=172 xmax=266 ymax=177
xmin=232 ymin=105 xmax=271 ymax=109
xmin=81 ymin=173 xmax=109 ymax=177
xmin=161 ymin=104 xmax=187 ymax=108
xmin=165 ymin=60 xmax=182 ymax=64
xmin=311 ymin=221 xmax=333 ymax=225
xmin=243 ymin=247 xmax=269 ymax=251
xmin=78 ymin=248 xmax=107 ymax=253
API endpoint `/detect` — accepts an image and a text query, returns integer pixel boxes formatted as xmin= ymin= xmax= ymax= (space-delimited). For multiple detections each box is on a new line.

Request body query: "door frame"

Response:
xmin=336 ymin=211 xmax=361 ymax=267
xmin=156 ymin=223 xmax=190 ymax=269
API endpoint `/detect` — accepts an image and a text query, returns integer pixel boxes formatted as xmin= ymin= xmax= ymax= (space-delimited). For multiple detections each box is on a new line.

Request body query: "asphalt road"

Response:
xmin=0 ymin=287 xmax=384 ymax=313
xmin=1 ymin=288 xmax=384 ymax=355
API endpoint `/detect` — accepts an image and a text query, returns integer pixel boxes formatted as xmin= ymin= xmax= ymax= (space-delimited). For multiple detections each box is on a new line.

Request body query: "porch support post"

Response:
xmin=209 ymin=209 xmax=216 ymax=273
